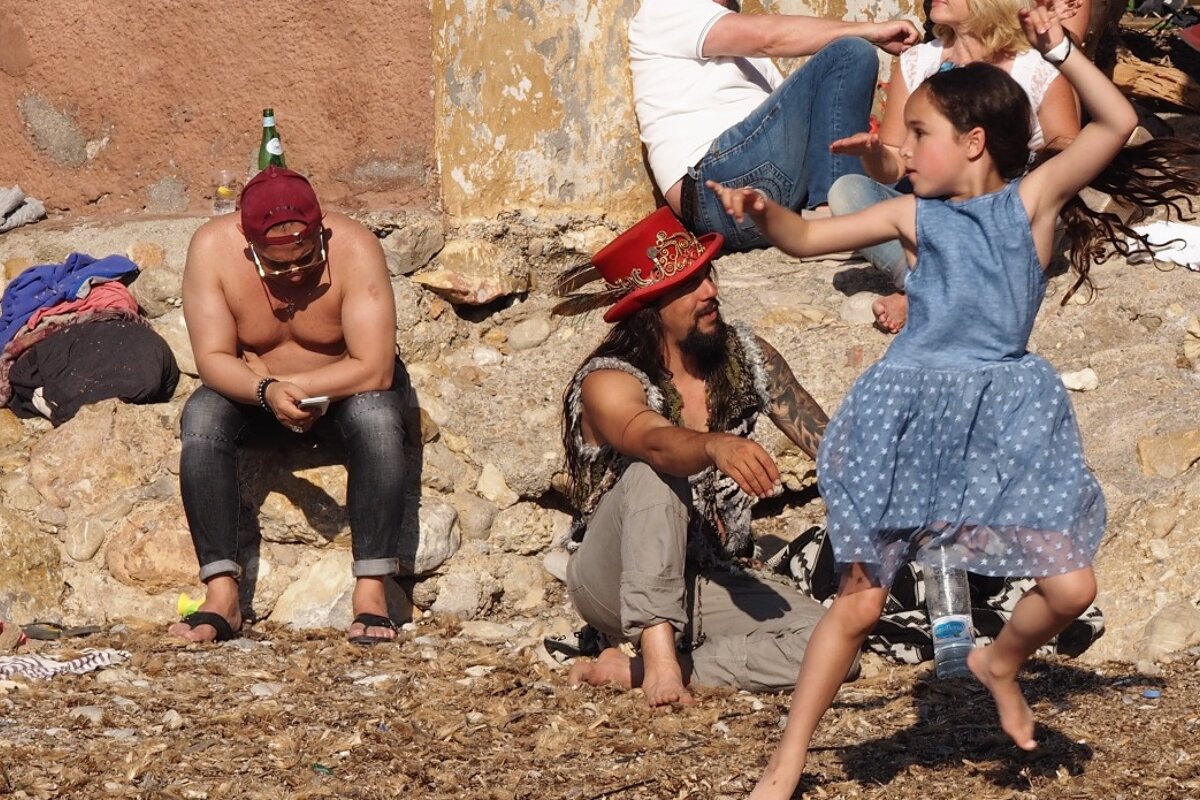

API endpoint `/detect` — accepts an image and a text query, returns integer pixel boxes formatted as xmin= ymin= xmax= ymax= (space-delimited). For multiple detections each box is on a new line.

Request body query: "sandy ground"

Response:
xmin=2 ymin=612 xmax=1198 ymax=800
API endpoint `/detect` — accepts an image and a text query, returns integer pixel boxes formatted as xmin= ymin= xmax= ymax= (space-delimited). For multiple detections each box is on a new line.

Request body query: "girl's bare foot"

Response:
xmin=872 ymin=292 xmax=908 ymax=333
xmin=748 ymin=750 xmax=805 ymax=800
xmin=968 ymin=646 xmax=1037 ymax=751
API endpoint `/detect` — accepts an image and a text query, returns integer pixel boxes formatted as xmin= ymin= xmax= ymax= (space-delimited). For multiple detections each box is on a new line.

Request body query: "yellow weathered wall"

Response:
xmin=435 ymin=0 xmax=921 ymax=225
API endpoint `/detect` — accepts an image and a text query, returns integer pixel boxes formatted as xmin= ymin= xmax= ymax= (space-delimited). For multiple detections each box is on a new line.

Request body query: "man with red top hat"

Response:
xmin=553 ymin=207 xmax=849 ymax=706
xmin=170 ymin=166 xmax=410 ymax=645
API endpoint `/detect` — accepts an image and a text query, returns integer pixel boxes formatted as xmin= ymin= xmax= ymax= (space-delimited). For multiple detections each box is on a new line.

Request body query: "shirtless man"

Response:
xmin=554 ymin=208 xmax=846 ymax=706
xmin=169 ymin=166 xmax=409 ymax=645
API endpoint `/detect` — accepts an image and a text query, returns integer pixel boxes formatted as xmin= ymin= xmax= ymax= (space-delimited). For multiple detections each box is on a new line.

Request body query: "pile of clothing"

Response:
xmin=0 ymin=253 xmax=179 ymax=425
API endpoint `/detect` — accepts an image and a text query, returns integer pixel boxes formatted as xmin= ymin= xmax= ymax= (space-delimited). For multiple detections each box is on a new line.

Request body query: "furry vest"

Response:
xmin=563 ymin=322 xmax=771 ymax=564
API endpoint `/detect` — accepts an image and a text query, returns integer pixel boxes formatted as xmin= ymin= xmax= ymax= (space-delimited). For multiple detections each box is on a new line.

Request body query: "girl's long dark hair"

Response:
xmin=924 ymin=63 xmax=1200 ymax=304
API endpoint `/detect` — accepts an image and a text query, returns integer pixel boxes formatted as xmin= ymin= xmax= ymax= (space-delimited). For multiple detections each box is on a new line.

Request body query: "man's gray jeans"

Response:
xmin=566 ymin=462 xmax=842 ymax=692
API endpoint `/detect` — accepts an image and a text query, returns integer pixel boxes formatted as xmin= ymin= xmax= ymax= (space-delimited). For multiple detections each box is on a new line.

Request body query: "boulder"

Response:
xmin=411 ymin=239 xmax=530 ymax=305
xmin=0 ymin=505 xmax=62 ymax=622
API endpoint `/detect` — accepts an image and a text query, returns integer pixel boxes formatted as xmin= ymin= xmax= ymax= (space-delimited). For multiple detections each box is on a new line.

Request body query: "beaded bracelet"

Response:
xmin=256 ymin=377 xmax=278 ymax=414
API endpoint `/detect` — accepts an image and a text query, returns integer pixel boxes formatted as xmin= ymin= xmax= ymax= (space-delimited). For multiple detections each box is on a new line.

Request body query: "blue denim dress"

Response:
xmin=817 ymin=182 xmax=1106 ymax=586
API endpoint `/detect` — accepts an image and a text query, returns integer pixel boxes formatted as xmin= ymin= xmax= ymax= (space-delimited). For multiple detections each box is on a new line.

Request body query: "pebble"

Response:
xmin=1060 ymin=367 xmax=1100 ymax=392
xmin=69 ymin=706 xmax=105 ymax=725
xmin=466 ymin=712 xmax=486 ymax=725
xmin=507 ymin=315 xmax=552 ymax=351
xmin=464 ymin=665 xmax=494 ymax=678
xmin=1144 ymin=689 xmax=1162 ymax=699
xmin=103 ymin=728 xmax=137 ymax=739
xmin=471 ymin=346 xmax=503 ymax=367
xmin=838 ymin=292 xmax=878 ymax=325
xmin=162 ymin=710 xmax=184 ymax=730
xmin=248 ymin=682 xmax=283 ymax=699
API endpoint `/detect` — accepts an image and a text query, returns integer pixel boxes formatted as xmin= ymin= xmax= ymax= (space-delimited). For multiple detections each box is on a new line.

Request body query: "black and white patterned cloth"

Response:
xmin=0 ymin=648 xmax=131 ymax=681
xmin=777 ymin=525 xmax=1105 ymax=664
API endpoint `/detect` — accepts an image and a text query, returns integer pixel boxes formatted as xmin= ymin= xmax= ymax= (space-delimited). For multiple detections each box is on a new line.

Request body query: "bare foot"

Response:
xmin=570 ymin=647 xmax=693 ymax=707
xmin=569 ymin=647 xmax=634 ymax=689
xmin=641 ymin=649 xmax=694 ymax=707
xmin=167 ymin=576 xmax=241 ymax=643
xmin=872 ymin=292 xmax=907 ymax=334
xmin=968 ymin=646 xmax=1037 ymax=751
xmin=748 ymin=755 xmax=805 ymax=800
xmin=348 ymin=577 xmax=397 ymax=643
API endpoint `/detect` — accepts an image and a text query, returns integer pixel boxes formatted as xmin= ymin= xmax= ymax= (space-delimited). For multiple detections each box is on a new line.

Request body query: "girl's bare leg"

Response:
xmin=750 ymin=564 xmax=889 ymax=800
xmin=968 ymin=566 xmax=1097 ymax=751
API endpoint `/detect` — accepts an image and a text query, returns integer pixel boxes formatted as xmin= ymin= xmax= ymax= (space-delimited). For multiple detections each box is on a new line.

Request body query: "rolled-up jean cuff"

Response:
xmin=352 ymin=557 xmax=400 ymax=578
xmin=199 ymin=560 xmax=242 ymax=582
xmin=620 ymin=572 xmax=687 ymax=644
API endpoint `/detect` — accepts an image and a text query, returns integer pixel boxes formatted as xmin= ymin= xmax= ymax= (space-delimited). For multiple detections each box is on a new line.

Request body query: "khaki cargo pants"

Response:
xmin=566 ymin=462 xmax=832 ymax=692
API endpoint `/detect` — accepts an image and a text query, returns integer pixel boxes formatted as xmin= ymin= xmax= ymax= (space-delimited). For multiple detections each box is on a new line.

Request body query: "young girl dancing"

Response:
xmin=708 ymin=1 xmax=1199 ymax=797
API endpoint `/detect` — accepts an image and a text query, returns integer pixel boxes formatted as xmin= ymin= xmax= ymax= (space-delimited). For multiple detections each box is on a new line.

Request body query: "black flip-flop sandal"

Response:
xmin=180 ymin=611 xmax=239 ymax=642
xmin=348 ymin=613 xmax=397 ymax=646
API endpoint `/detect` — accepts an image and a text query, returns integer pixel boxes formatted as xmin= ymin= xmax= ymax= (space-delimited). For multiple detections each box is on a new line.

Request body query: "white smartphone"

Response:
xmin=298 ymin=395 xmax=330 ymax=415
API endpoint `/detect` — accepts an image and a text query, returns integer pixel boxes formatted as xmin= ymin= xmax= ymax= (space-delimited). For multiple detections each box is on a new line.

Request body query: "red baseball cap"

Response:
xmin=240 ymin=166 xmax=323 ymax=245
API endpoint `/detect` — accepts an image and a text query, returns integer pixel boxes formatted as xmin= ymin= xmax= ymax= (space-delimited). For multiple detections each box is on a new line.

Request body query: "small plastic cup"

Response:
xmin=212 ymin=169 xmax=242 ymax=215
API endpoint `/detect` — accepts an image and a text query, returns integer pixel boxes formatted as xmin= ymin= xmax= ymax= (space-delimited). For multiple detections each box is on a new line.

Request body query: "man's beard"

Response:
xmin=679 ymin=313 xmax=728 ymax=378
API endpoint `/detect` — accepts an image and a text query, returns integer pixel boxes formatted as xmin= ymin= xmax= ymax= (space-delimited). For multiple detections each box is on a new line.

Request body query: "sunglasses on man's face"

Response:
xmin=249 ymin=229 xmax=328 ymax=278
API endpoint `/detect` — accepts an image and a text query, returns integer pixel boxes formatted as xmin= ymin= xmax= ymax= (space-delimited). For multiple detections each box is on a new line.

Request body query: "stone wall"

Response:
xmin=0 ymin=2 xmax=434 ymax=216
xmin=2 ymin=0 xmax=919 ymax=224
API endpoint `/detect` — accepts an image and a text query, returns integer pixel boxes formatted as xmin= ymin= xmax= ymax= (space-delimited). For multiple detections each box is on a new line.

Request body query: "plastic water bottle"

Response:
xmin=923 ymin=547 xmax=975 ymax=678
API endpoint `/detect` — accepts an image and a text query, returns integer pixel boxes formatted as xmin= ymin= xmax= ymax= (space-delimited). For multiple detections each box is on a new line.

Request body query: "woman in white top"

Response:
xmin=828 ymin=0 xmax=1081 ymax=331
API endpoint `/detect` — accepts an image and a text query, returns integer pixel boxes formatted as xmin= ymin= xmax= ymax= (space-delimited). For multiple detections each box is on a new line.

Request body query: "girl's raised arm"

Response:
xmin=1019 ymin=0 xmax=1137 ymax=224
xmin=706 ymin=180 xmax=914 ymax=260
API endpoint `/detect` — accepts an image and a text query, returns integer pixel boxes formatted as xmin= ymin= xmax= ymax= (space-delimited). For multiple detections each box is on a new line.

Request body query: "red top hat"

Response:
xmin=552 ymin=207 xmax=723 ymax=322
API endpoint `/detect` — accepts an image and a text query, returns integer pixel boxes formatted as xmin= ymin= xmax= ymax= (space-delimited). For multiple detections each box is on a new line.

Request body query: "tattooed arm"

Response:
xmin=758 ymin=337 xmax=827 ymax=460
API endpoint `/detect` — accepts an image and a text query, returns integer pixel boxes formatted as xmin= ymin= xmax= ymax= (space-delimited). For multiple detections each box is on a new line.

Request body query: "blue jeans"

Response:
xmin=179 ymin=363 xmax=411 ymax=582
xmin=687 ymin=37 xmax=878 ymax=252
xmin=827 ymin=173 xmax=909 ymax=289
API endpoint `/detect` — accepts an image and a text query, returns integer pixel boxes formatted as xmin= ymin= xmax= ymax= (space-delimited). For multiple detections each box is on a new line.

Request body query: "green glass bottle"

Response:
xmin=257 ymin=107 xmax=286 ymax=170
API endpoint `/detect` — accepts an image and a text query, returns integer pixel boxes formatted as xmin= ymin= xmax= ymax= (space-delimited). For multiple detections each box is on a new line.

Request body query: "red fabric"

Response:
xmin=24 ymin=280 xmax=138 ymax=332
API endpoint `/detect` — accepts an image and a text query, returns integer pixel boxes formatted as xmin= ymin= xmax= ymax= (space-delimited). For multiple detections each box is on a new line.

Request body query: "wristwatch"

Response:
xmin=1043 ymin=36 xmax=1073 ymax=66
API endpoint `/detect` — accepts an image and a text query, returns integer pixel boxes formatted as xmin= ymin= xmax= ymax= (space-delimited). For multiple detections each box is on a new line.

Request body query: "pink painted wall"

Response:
xmin=0 ymin=2 xmax=434 ymax=217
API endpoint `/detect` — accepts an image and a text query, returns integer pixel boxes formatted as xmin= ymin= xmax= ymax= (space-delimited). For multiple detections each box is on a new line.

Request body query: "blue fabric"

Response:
xmin=828 ymin=173 xmax=909 ymax=289
xmin=689 ymin=38 xmax=877 ymax=251
xmin=818 ymin=182 xmax=1106 ymax=586
xmin=0 ymin=253 xmax=139 ymax=348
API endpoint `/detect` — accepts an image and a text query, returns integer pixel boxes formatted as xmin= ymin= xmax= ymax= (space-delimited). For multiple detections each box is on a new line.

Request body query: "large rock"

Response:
xmin=104 ymin=500 xmax=199 ymax=594
xmin=381 ymin=212 xmax=445 ymax=277
xmin=269 ymin=549 xmax=412 ymax=629
xmin=1137 ymin=427 xmax=1200 ymax=478
xmin=27 ymin=400 xmax=178 ymax=514
xmin=411 ymin=239 xmax=530 ymax=305
xmin=403 ymin=497 xmax=461 ymax=575
xmin=127 ymin=261 xmax=183 ymax=319
xmin=148 ymin=308 xmax=196 ymax=375
xmin=0 ymin=506 xmax=62 ymax=622
xmin=489 ymin=502 xmax=571 ymax=556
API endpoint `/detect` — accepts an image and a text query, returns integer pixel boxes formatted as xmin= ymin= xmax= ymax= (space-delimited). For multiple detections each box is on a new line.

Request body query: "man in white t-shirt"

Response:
xmin=630 ymin=0 xmax=920 ymax=251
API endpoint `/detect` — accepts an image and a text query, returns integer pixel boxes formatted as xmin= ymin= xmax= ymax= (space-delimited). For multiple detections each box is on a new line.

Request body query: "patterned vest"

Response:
xmin=563 ymin=322 xmax=771 ymax=564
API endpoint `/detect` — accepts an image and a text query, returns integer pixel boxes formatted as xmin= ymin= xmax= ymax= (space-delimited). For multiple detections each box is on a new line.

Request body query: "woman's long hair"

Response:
xmin=924 ymin=63 xmax=1200 ymax=304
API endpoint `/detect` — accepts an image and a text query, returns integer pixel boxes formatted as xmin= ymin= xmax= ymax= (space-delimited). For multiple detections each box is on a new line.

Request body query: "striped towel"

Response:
xmin=0 ymin=649 xmax=131 ymax=681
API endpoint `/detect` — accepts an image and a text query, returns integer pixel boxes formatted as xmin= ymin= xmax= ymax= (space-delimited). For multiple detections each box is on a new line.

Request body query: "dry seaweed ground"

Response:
xmin=1 ymin=610 xmax=1198 ymax=800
